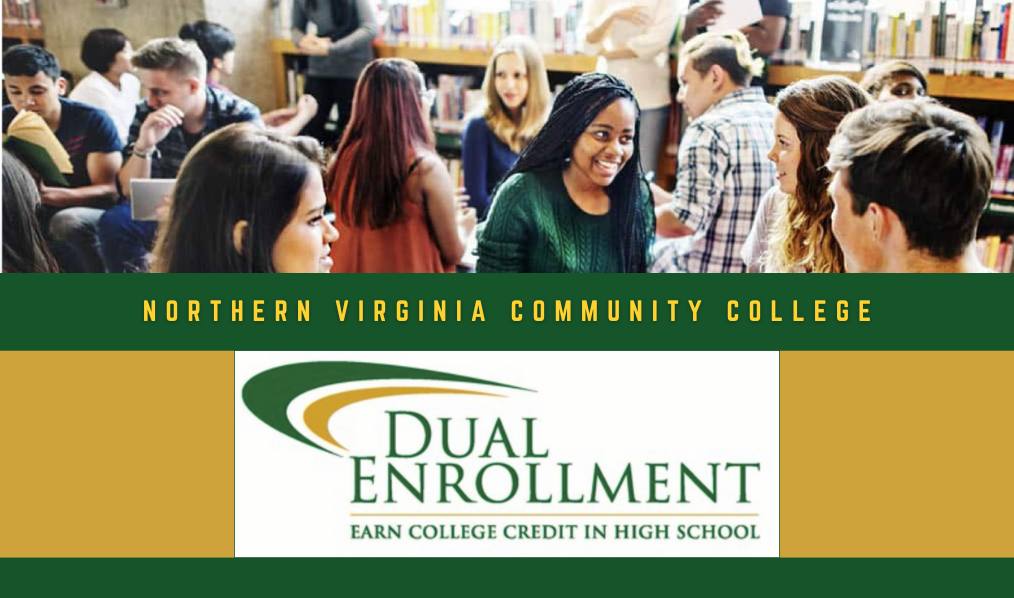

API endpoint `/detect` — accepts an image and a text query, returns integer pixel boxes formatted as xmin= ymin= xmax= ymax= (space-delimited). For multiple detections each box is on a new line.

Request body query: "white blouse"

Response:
xmin=69 ymin=71 xmax=141 ymax=144
xmin=577 ymin=0 xmax=678 ymax=110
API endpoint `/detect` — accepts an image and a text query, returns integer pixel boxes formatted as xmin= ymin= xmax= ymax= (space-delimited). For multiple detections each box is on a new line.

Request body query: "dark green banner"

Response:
xmin=3 ymin=558 xmax=1012 ymax=595
xmin=0 ymin=275 xmax=1009 ymax=350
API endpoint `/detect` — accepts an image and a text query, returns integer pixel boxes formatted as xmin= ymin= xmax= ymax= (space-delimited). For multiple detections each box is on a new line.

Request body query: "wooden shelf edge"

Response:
xmin=767 ymin=65 xmax=1014 ymax=102
xmin=2 ymin=23 xmax=44 ymax=42
xmin=270 ymin=39 xmax=598 ymax=74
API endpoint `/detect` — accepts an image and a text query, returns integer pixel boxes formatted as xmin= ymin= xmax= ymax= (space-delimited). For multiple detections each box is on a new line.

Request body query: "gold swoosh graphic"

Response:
xmin=304 ymin=387 xmax=505 ymax=452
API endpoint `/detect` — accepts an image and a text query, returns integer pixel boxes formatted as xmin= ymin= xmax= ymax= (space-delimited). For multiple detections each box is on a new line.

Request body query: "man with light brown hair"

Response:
xmin=653 ymin=30 xmax=776 ymax=273
xmin=98 ymin=37 xmax=263 ymax=272
xmin=827 ymin=100 xmax=993 ymax=273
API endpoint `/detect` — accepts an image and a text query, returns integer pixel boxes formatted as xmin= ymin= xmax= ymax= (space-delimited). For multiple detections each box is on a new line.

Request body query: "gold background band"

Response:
xmin=781 ymin=351 xmax=1014 ymax=557
xmin=0 ymin=351 xmax=234 ymax=557
xmin=3 ymin=351 xmax=1011 ymax=557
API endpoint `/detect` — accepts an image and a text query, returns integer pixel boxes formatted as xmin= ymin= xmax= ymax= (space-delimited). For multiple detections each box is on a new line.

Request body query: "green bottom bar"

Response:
xmin=4 ymin=559 xmax=1014 ymax=595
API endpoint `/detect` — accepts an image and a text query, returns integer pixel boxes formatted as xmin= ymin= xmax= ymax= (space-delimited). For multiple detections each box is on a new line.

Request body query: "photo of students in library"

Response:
xmin=2 ymin=0 xmax=1013 ymax=274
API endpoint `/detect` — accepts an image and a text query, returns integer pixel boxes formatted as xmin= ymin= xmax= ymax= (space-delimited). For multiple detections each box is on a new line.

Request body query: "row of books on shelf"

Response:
xmin=978 ymin=117 xmax=1014 ymax=194
xmin=976 ymin=235 xmax=1014 ymax=271
xmin=777 ymin=1 xmax=1014 ymax=78
xmin=2 ymin=0 xmax=42 ymax=28
xmin=867 ymin=1 xmax=1014 ymax=75
xmin=431 ymin=74 xmax=482 ymax=134
xmin=993 ymin=144 xmax=1014 ymax=194
xmin=382 ymin=0 xmax=583 ymax=54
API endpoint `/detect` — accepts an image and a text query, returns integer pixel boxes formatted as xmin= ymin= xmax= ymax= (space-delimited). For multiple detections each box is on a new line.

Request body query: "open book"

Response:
xmin=2 ymin=110 xmax=73 ymax=187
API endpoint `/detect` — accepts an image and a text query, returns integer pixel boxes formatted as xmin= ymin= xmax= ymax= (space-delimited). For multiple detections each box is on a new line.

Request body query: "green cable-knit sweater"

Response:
xmin=476 ymin=169 xmax=654 ymax=273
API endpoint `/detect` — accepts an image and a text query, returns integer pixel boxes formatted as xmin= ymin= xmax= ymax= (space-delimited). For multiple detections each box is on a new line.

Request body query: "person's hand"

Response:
xmin=453 ymin=186 xmax=470 ymax=210
xmin=38 ymin=181 xmax=58 ymax=205
xmin=154 ymin=194 xmax=174 ymax=221
xmin=136 ymin=105 xmax=184 ymax=153
xmin=298 ymin=34 xmax=330 ymax=56
xmin=262 ymin=107 xmax=298 ymax=127
xmin=295 ymin=94 xmax=318 ymax=119
xmin=609 ymin=3 xmax=652 ymax=27
xmin=683 ymin=1 xmax=725 ymax=40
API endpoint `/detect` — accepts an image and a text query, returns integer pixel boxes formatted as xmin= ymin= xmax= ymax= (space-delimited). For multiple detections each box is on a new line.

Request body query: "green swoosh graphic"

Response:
xmin=241 ymin=361 xmax=532 ymax=456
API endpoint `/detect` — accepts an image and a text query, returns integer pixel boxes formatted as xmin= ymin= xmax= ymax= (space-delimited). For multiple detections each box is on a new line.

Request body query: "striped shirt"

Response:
xmin=124 ymin=86 xmax=262 ymax=179
xmin=655 ymin=87 xmax=776 ymax=273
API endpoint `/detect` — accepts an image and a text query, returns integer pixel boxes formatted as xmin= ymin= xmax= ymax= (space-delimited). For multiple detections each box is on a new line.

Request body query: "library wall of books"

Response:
xmin=4 ymin=0 xmax=1014 ymax=272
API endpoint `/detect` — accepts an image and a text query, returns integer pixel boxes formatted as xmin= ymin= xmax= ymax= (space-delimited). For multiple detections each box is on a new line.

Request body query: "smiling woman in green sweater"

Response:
xmin=477 ymin=73 xmax=654 ymax=273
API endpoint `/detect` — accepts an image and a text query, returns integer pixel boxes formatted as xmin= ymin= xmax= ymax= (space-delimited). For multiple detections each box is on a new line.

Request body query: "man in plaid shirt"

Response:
xmin=98 ymin=37 xmax=263 ymax=273
xmin=654 ymin=31 xmax=776 ymax=273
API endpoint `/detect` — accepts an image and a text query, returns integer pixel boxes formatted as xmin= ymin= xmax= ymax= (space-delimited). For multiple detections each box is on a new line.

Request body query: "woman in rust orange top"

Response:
xmin=327 ymin=58 xmax=476 ymax=273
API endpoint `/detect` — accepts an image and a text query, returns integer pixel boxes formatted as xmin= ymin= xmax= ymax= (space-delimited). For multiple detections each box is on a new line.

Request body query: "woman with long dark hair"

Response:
xmin=477 ymin=72 xmax=654 ymax=273
xmin=742 ymin=76 xmax=869 ymax=272
xmin=151 ymin=124 xmax=339 ymax=273
xmin=2 ymin=150 xmax=61 ymax=273
xmin=327 ymin=58 xmax=475 ymax=273
xmin=292 ymin=0 xmax=378 ymax=146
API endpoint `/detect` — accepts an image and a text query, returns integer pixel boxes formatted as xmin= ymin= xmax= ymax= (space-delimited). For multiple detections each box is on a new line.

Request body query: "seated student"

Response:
xmin=2 ymin=44 xmax=123 ymax=273
xmin=151 ymin=124 xmax=338 ymax=273
xmin=477 ymin=72 xmax=655 ymax=274
xmin=179 ymin=20 xmax=318 ymax=136
xmin=654 ymin=31 xmax=776 ymax=273
xmin=742 ymin=76 xmax=869 ymax=272
xmin=462 ymin=36 xmax=551 ymax=220
xmin=328 ymin=58 xmax=475 ymax=273
xmin=859 ymin=60 xmax=927 ymax=102
xmin=826 ymin=100 xmax=993 ymax=273
xmin=68 ymin=28 xmax=141 ymax=144
xmin=2 ymin=149 xmax=61 ymax=273
xmin=99 ymin=37 xmax=263 ymax=273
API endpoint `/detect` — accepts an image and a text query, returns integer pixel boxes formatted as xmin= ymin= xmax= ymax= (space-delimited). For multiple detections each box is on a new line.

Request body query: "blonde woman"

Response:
xmin=741 ymin=76 xmax=869 ymax=272
xmin=578 ymin=0 xmax=677 ymax=176
xmin=461 ymin=36 xmax=551 ymax=220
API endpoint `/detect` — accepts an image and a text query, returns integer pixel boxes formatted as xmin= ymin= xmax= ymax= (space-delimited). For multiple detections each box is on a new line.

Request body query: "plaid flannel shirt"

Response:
xmin=655 ymin=87 xmax=776 ymax=273
xmin=124 ymin=86 xmax=263 ymax=179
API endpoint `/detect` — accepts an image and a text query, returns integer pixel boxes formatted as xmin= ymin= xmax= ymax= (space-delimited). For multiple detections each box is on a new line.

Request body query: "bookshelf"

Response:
xmin=766 ymin=65 xmax=1014 ymax=103
xmin=270 ymin=40 xmax=598 ymax=109
xmin=374 ymin=44 xmax=599 ymax=74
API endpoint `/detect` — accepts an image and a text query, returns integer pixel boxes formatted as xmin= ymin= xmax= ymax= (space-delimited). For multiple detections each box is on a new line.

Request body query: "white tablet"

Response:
xmin=130 ymin=178 xmax=176 ymax=221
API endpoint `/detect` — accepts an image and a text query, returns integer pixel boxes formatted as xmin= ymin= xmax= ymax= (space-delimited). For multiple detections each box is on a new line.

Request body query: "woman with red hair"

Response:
xmin=327 ymin=58 xmax=476 ymax=272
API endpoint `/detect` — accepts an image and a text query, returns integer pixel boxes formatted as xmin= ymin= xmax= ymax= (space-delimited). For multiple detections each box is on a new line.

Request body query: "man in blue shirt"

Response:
xmin=100 ymin=37 xmax=263 ymax=273
xmin=3 ymin=45 xmax=123 ymax=272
